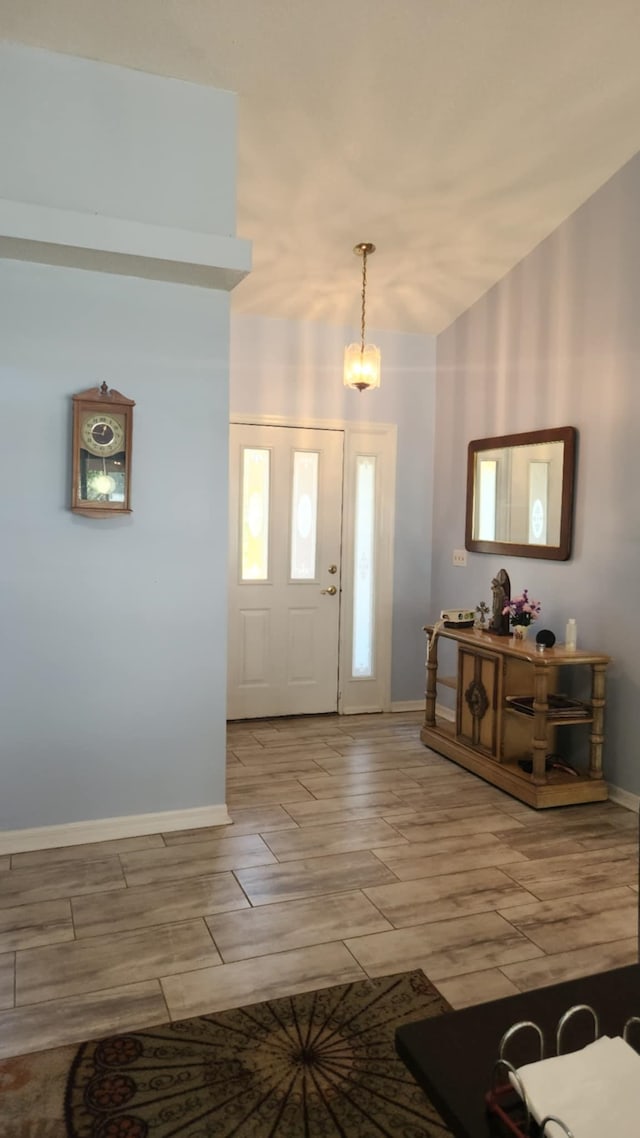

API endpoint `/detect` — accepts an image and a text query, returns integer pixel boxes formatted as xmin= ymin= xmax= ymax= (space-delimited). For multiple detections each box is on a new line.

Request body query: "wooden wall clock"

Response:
xmin=71 ymin=383 xmax=135 ymax=517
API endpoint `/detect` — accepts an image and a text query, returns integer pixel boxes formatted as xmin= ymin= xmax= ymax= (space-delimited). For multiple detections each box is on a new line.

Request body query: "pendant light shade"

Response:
xmin=344 ymin=242 xmax=381 ymax=392
xmin=344 ymin=342 xmax=381 ymax=391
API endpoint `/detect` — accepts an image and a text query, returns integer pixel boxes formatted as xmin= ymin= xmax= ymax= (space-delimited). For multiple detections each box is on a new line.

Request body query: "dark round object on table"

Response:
xmin=536 ymin=628 xmax=556 ymax=648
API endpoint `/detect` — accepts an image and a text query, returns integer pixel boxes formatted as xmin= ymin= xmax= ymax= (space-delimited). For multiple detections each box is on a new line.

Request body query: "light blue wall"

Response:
xmin=230 ymin=314 xmax=437 ymax=702
xmin=0 ymin=263 xmax=230 ymax=828
xmin=434 ymin=149 xmax=640 ymax=796
xmin=0 ymin=45 xmax=235 ymax=831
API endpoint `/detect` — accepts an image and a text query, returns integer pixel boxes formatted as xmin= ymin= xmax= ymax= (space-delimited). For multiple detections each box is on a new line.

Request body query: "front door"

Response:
xmin=227 ymin=423 xmax=344 ymax=719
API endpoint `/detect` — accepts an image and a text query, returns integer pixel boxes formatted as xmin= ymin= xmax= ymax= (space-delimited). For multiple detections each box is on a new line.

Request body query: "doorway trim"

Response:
xmin=230 ymin=413 xmax=397 ymax=715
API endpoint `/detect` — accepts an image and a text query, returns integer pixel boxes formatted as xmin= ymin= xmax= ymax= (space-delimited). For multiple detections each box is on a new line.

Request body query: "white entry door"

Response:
xmin=227 ymin=424 xmax=344 ymax=719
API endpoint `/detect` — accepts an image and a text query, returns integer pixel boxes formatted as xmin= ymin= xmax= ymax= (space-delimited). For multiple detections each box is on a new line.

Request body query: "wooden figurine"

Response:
xmin=489 ymin=568 xmax=511 ymax=636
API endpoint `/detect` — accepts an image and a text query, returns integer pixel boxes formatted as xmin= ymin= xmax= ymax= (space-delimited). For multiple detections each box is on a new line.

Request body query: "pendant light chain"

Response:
xmin=360 ymin=248 xmax=368 ymax=354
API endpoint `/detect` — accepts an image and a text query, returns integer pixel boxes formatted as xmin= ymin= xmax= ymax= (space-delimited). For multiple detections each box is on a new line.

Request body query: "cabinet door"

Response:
xmin=457 ymin=648 xmax=500 ymax=756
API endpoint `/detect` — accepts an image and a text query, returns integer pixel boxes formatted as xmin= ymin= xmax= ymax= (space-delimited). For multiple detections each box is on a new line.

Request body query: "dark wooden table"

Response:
xmin=396 ymin=965 xmax=640 ymax=1138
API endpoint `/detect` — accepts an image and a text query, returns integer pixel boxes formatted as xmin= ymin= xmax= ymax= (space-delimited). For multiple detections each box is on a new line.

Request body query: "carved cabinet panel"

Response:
xmin=457 ymin=648 xmax=500 ymax=756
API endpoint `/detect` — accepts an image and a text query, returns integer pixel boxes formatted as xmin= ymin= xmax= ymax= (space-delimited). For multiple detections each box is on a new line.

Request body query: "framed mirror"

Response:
xmin=465 ymin=426 xmax=576 ymax=560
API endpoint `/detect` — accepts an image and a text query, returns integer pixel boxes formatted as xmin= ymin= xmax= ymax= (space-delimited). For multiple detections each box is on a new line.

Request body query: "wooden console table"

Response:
xmin=421 ymin=624 xmax=610 ymax=808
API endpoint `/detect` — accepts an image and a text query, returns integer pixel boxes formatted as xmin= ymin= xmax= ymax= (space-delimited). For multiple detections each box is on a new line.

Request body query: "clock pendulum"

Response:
xmin=92 ymin=457 xmax=116 ymax=498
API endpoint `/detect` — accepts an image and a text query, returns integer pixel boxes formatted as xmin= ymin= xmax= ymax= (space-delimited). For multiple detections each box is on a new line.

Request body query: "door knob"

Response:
xmin=321 ymin=585 xmax=337 ymax=596
xmin=328 ymin=564 xmax=338 ymax=574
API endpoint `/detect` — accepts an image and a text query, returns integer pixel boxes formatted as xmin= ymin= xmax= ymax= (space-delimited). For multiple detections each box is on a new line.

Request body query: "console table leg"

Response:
xmin=424 ymin=630 xmax=438 ymax=728
xmin=531 ymin=664 xmax=550 ymax=785
xmin=588 ymin=663 xmax=607 ymax=780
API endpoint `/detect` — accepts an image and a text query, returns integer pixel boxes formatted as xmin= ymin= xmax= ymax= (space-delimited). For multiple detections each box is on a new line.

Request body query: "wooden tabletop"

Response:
xmin=424 ymin=623 xmax=610 ymax=666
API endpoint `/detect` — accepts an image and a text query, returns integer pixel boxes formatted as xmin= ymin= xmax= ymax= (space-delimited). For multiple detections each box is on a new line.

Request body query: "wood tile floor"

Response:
xmin=0 ymin=712 xmax=637 ymax=1059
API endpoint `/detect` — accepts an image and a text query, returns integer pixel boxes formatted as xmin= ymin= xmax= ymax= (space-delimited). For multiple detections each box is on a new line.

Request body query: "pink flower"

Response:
xmin=502 ymin=589 xmax=541 ymax=627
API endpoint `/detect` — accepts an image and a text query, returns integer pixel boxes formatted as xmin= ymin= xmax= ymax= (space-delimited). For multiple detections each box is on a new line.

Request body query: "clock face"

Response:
xmin=81 ymin=413 xmax=125 ymax=457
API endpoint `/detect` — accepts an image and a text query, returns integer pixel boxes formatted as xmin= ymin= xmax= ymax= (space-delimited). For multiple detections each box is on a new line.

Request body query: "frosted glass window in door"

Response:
xmin=352 ymin=455 xmax=376 ymax=677
xmin=241 ymin=448 xmax=270 ymax=580
xmin=290 ymin=451 xmax=319 ymax=580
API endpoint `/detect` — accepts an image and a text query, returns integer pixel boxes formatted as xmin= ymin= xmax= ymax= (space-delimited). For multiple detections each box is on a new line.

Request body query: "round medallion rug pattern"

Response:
xmin=64 ymin=970 xmax=452 ymax=1137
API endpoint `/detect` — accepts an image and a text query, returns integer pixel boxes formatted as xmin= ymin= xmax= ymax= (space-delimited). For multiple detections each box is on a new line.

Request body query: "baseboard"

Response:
xmin=390 ymin=700 xmax=424 ymax=712
xmin=0 ymin=804 xmax=232 ymax=855
xmin=435 ymin=702 xmax=455 ymax=722
xmin=607 ymin=784 xmax=640 ymax=814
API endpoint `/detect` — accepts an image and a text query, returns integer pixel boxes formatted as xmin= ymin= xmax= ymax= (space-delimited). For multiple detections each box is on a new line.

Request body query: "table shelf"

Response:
xmin=504 ymin=706 xmax=594 ymax=727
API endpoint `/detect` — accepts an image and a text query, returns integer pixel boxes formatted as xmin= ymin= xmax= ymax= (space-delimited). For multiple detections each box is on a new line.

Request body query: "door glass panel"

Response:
xmin=290 ymin=450 xmax=319 ymax=580
xmin=352 ymin=455 xmax=376 ymax=677
xmin=241 ymin=448 xmax=270 ymax=580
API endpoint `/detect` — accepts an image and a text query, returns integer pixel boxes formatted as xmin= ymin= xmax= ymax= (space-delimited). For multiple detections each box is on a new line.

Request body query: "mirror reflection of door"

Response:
xmin=227 ymin=423 xmax=344 ymax=719
xmin=528 ymin=461 xmax=549 ymax=544
xmin=477 ymin=459 xmax=497 ymax=540
xmin=468 ymin=427 xmax=575 ymax=558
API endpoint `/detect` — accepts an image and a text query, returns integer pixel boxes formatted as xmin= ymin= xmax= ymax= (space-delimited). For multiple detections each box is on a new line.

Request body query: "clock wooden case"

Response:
xmin=71 ymin=383 xmax=135 ymax=517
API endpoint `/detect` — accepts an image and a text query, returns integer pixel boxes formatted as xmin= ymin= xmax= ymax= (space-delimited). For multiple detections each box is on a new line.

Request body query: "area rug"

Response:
xmin=0 ymin=970 xmax=453 ymax=1137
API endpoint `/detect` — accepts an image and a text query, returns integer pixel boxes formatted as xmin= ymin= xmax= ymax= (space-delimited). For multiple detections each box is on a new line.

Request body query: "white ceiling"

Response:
xmin=3 ymin=0 xmax=640 ymax=334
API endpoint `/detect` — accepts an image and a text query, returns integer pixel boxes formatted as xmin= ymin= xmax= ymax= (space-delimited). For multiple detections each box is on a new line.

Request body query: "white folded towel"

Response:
xmin=510 ymin=1034 xmax=640 ymax=1138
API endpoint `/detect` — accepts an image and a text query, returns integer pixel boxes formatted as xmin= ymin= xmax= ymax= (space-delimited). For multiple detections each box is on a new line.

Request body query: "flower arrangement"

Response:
xmin=503 ymin=589 xmax=541 ymax=628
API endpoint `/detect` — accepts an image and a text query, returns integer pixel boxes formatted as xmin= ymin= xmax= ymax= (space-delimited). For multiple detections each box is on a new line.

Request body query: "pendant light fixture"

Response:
xmin=343 ymin=242 xmax=381 ymax=392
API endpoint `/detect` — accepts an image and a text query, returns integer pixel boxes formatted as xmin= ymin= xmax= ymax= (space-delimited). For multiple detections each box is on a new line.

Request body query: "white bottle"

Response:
xmin=565 ymin=618 xmax=577 ymax=650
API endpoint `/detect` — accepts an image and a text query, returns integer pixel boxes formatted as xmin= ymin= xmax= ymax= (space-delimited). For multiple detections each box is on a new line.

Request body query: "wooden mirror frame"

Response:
xmin=465 ymin=426 xmax=576 ymax=561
